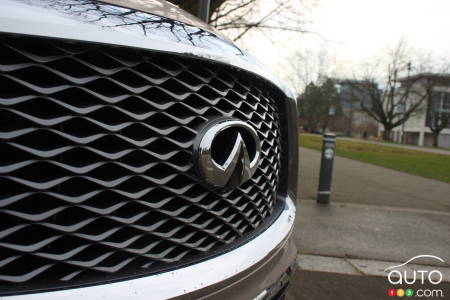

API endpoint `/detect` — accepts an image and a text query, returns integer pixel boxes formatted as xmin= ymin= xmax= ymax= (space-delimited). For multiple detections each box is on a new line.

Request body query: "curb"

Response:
xmin=297 ymin=254 xmax=450 ymax=283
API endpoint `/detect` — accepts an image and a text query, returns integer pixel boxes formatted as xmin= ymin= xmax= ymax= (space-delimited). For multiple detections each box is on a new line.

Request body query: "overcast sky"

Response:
xmin=237 ymin=0 xmax=450 ymax=93
xmin=311 ymin=0 xmax=450 ymax=62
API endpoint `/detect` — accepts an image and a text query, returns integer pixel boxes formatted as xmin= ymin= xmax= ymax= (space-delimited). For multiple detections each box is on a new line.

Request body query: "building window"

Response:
xmin=426 ymin=91 xmax=450 ymax=128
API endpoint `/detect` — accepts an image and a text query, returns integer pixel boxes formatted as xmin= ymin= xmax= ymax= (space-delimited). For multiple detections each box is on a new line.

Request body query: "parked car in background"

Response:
xmin=0 ymin=0 xmax=299 ymax=299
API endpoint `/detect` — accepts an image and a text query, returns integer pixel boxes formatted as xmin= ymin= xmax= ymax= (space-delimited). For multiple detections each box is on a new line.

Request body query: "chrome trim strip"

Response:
xmin=253 ymin=258 xmax=296 ymax=300
xmin=1 ymin=197 xmax=296 ymax=300
xmin=0 ymin=0 xmax=294 ymax=99
xmin=253 ymin=290 xmax=268 ymax=300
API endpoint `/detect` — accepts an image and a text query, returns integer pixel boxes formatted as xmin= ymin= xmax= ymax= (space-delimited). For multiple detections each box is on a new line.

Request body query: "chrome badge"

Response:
xmin=194 ymin=118 xmax=261 ymax=190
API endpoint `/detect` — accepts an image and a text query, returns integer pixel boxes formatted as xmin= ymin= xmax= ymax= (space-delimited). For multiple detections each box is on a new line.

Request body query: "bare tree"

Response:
xmin=168 ymin=0 xmax=314 ymax=42
xmin=285 ymin=46 xmax=342 ymax=96
xmin=420 ymin=74 xmax=450 ymax=147
xmin=350 ymin=40 xmax=428 ymax=140
xmin=427 ymin=92 xmax=450 ymax=147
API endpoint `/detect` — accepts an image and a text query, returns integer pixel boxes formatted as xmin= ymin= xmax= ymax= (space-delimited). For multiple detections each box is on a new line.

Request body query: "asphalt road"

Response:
xmin=288 ymin=270 xmax=450 ymax=300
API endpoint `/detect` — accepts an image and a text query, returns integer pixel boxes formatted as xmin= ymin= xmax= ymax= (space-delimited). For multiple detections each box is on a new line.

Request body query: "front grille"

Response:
xmin=0 ymin=35 xmax=286 ymax=294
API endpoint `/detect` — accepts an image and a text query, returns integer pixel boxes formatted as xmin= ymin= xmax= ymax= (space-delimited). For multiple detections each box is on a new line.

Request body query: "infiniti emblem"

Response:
xmin=193 ymin=118 xmax=261 ymax=190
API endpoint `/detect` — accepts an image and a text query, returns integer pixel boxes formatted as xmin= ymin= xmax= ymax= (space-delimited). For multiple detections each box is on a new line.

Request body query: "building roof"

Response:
xmin=398 ymin=73 xmax=450 ymax=85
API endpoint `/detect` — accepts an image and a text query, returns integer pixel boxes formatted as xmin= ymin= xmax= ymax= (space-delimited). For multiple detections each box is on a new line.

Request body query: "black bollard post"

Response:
xmin=317 ymin=133 xmax=336 ymax=204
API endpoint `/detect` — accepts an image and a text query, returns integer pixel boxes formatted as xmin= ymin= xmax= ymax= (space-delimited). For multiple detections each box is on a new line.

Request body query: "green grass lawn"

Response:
xmin=300 ymin=134 xmax=450 ymax=183
xmin=364 ymin=138 xmax=450 ymax=152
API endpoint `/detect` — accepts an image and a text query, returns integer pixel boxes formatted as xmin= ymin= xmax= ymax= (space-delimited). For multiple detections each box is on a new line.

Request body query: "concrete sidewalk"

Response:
xmin=294 ymin=200 xmax=450 ymax=267
xmin=299 ymin=147 xmax=450 ymax=212
xmin=286 ymin=147 xmax=450 ymax=299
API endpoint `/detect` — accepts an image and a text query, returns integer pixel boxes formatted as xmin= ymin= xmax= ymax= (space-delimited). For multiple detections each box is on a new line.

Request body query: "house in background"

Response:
xmin=332 ymin=79 xmax=379 ymax=138
xmin=392 ymin=73 xmax=450 ymax=148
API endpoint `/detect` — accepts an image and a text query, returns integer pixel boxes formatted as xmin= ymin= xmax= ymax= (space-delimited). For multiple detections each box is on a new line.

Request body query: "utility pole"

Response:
xmin=439 ymin=91 xmax=444 ymax=128
xmin=198 ymin=0 xmax=211 ymax=23
xmin=400 ymin=62 xmax=412 ymax=144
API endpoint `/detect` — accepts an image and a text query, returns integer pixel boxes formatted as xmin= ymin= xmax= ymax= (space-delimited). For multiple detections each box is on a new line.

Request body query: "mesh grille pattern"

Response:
xmin=0 ymin=35 xmax=284 ymax=294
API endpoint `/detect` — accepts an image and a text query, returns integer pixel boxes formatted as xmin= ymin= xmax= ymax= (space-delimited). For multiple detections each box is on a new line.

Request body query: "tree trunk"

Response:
xmin=432 ymin=132 xmax=439 ymax=147
xmin=382 ymin=128 xmax=392 ymax=141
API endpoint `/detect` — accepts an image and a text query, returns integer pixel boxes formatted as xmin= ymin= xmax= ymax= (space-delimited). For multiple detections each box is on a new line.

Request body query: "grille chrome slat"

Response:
xmin=0 ymin=35 xmax=285 ymax=295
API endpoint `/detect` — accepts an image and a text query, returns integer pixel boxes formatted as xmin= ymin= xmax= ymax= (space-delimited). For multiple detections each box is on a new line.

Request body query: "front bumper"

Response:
xmin=2 ymin=197 xmax=296 ymax=300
